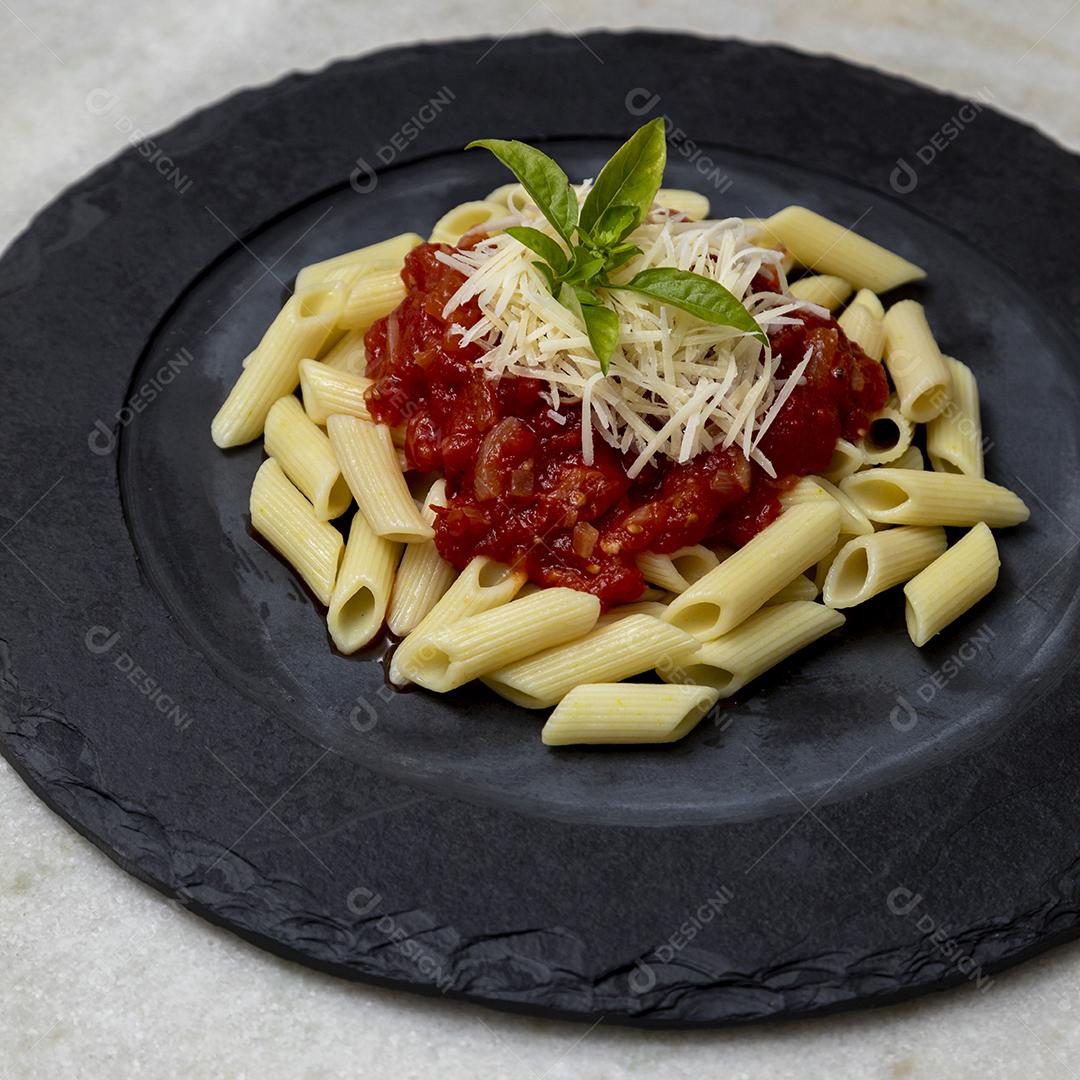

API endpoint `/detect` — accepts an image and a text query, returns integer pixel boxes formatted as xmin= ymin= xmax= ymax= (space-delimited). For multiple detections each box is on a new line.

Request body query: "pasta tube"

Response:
xmin=249 ymin=458 xmax=343 ymax=606
xmin=429 ymin=200 xmax=507 ymax=245
xmin=662 ymin=602 xmax=844 ymax=697
xmin=780 ymin=475 xmax=873 ymax=537
xmin=320 ymin=329 xmax=367 ymax=375
xmin=663 ymin=500 xmax=842 ymax=640
xmin=766 ymin=574 xmax=819 ymax=605
xmin=212 ymin=281 xmax=345 ymax=447
xmin=883 ymin=300 xmax=952 ymax=422
xmin=339 ymin=269 xmax=407 ymax=330
xmin=822 ymin=526 xmax=947 ymax=608
xmin=762 ymin=206 xmax=926 ymax=293
xmin=926 ymin=356 xmax=984 ymax=477
xmin=822 ymin=438 xmax=866 ymax=482
xmin=541 ymin=684 xmax=720 ymax=746
xmin=299 ymin=359 xmax=373 ymax=424
xmin=327 ymin=511 xmax=401 ymax=653
xmin=789 ymin=274 xmax=853 ymax=310
xmin=327 ymin=415 xmax=432 ymax=543
xmin=839 ymin=469 xmax=1029 ymax=527
xmin=406 ymin=588 xmax=601 ymax=691
xmin=635 ymin=544 xmax=720 ymax=593
xmin=386 ymin=480 xmax=455 ymax=636
xmin=484 ymin=614 xmax=698 ymax=710
xmin=892 ymin=445 xmax=925 ymax=471
xmin=904 ymin=524 xmax=1000 ymax=646
xmin=656 ymin=188 xmax=710 ymax=220
xmin=390 ymin=556 xmax=525 ymax=685
xmin=860 ymin=397 xmax=915 ymax=466
xmin=264 ymin=395 xmax=351 ymax=520
xmin=295 ymin=233 xmax=421 ymax=291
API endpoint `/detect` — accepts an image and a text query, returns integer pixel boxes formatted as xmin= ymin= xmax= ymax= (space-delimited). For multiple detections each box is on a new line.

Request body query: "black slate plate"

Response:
xmin=2 ymin=32 xmax=1080 ymax=1026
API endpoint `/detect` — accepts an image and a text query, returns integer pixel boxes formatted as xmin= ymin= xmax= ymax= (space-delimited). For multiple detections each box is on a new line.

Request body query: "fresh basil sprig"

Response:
xmin=466 ymin=120 xmax=766 ymax=374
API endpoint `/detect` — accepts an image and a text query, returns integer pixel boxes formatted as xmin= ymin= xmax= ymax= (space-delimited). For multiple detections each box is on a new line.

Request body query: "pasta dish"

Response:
xmin=211 ymin=121 xmax=1029 ymax=746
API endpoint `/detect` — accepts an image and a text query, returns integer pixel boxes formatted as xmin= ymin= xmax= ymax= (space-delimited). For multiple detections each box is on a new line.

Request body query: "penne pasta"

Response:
xmin=904 ymin=524 xmax=1000 ymax=646
xmin=406 ymin=588 xmax=601 ymax=691
xmin=484 ymin=614 xmax=698 ymax=709
xmin=249 ymin=458 xmax=343 ymax=606
xmin=299 ymin=358 xmax=373 ymax=424
xmin=655 ymin=188 xmax=711 ymax=220
xmin=860 ymin=397 xmax=915 ymax=466
xmin=386 ymin=480 xmax=455 ymax=636
xmin=662 ymin=601 xmax=844 ymax=697
xmin=766 ymin=574 xmax=819 ymax=605
xmin=780 ymin=475 xmax=873 ymax=537
xmin=838 ymin=297 xmax=885 ymax=360
xmin=264 ymin=395 xmax=352 ymax=520
xmin=663 ymin=500 xmax=842 ymax=640
xmin=839 ymin=468 xmax=1029 ymax=527
xmin=822 ymin=438 xmax=866 ymax=483
xmin=429 ymin=201 xmax=508 ymax=245
xmin=789 ymin=274 xmax=853 ymax=310
xmin=541 ymin=683 xmax=720 ymax=745
xmin=484 ymin=182 xmax=523 ymax=208
xmin=212 ymin=282 xmax=345 ymax=447
xmin=926 ymin=356 xmax=984 ymax=477
xmin=390 ymin=556 xmax=526 ymax=685
xmin=327 ymin=511 xmax=402 ymax=653
xmin=338 ymin=268 xmax=407 ymax=331
xmin=635 ymin=544 xmax=720 ymax=593
xmin=599 ymin=600 xmax=672 ymax=621
xmin=850 ymin=287 xmax=884 ymax=319
xmin=814 ymin=539 xmax=846 ymax=593
xmin=882 ymin=300 xmax=952 ymax=422
xmin=327 ymin=415 xmax=432 ymax=542
xmin=822 ymin=526 xmax=947 ymax=608
xmin=762 ymin=206 xmax=926 ymax=293
xmin=295 ymin=233 xmax=422 ymax=291
xmin=891 ymin=444 xmax=925 ymax=471
xmin=320 ymin=329 xmax=367 ymax=375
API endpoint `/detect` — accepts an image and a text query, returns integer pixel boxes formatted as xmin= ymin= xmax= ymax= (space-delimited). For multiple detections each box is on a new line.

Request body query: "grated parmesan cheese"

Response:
xmin=440 ymin=188 xmax=823 ymax=479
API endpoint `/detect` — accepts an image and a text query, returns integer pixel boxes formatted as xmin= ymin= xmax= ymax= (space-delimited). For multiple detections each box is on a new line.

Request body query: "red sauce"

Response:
xmin=365 ymin=242 xmax=888 ymax=607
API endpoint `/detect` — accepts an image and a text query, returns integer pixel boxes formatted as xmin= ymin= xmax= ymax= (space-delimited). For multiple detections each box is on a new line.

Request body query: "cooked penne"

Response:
xmin=635 ymin=544 xmax=720 ymax=593
xmin=599 ymin=600 xmax=672 ymax=622
xmin=762 ymin=206 xmax=926 ymax=293
xmin=780 ymin=475 xmax=873 ymax=537
xmin=390 ymin=556 xmax=526 ymax=685
xmin=295 ymin=232 xmax=422 ymax=291
xmin=406 ymin=588 xmax=601 ymax=691
xmin=327 ymin=511 xmax=401 ymax=653
xmin=927 ymin=356 xmax=984 ymax=477
xmin=320 ymin=329 xmax=367 ymax=375
xmin=299 ymin=358 xmax=373 ymax=424
xmin=891 ymin=444 xmax=925 ymax=471
xmin=838 ymin=298 xmax=885 ymax=360
xmin=541 ymin=683 xmax=720 ymax=745
xmin=840 ymin=469 xmax=1029 ymax=527
xmin=904 ymin=524 xmax=1000 ymax=646
xmin=814 ymin=539 xmax=846 ymax=593
xmin=339 ymin=269 xmax=408 ymax=331
xmin=789 ymin=274 xmax=853 ymax=310
xmin=264 ymin=395 xmax=352 ymax=520
xmin=766 ymin=574 xmax=819 ymax=604
xmin=822 ymin=526 xmax=947 ymax=608
xmin=822 ymin=438 xmax=866 ymax=482
xmin=386 ymin=480 xmax=455 ymax=636
xmin=212 ymin=282 xmax=345 ymax=447
xmin=663 ymin=500 xmax=842 ymax=640
xmin=662 ymin=601 xmax=844 ymax=697
xmin=327 ymin=415 xmax=432 ymax=543
xmin=249 ymin=458 xmax=343 ymax=606
xmin=883 ymin=300 xmax=952 ymax=422
xmin=850 ymin=287 xmax=884 ymax=319
xmin=655 ymin=188 xmax=710 ymax=220
xmin=860 ymin=397 xmax=915 ymax=466
xmin=484 ymin=614 xmax=698 ymax=709
xmin=429 ymin=201 xmax=507 ymax=245
xmin=484 ymin=182 xmax=523 ymax=208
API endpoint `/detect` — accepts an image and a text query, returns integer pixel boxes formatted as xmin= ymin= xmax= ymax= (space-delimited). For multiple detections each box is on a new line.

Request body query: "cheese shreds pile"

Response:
xmin=436 ymin=189 xmax=823 ymax=479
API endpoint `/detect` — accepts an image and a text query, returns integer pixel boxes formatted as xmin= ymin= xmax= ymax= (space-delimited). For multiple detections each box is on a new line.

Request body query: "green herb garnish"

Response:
xmin=467 ymin=120 xmax=766 ymax=374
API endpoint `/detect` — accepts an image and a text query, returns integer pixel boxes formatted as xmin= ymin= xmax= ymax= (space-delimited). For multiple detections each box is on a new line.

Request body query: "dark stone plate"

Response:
xmin=1 ymin=32 xmax=1079 ymax=1026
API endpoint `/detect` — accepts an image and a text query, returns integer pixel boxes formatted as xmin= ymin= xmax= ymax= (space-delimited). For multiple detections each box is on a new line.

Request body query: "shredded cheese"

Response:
xmin=440 ymin=189 xmax=822 ymax=479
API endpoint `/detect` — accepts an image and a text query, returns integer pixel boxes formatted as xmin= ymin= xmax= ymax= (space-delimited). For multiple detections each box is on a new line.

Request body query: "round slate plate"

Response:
xmin=2 ymin=32 xmax=1079 ymax=1026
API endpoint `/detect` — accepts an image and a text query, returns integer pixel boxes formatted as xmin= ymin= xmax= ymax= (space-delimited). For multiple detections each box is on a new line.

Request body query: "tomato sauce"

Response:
xmin=365 ymin=242 xmax=888 ymax=607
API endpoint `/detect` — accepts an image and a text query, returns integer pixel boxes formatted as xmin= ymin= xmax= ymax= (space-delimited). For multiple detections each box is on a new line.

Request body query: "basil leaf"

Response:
xmin=591 ymin=204 xmax=638 ymax=248
xmin=621 ymin=267 xmax=767 ymax=344
xmin=558 ymin=285 xmax=619 ymax=373
xmin=466 ymin=138 xmax=578 ymax=243
xmin=505 ymin=226 xmax=568 ymax=274
xmin=563 ymin=246 xmax=605 ymax=285
xmin=532 ymin=260 xmax=556 ymax=291
xmin=579 ymin=118 xmax=666 ymax=238
xmin=604 ymin=242 xmax=642 ymax=273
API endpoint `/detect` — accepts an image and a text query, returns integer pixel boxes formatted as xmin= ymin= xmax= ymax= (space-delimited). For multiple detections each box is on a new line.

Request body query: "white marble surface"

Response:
xmin=3 ymin=2 xmax=1080 ymax=1077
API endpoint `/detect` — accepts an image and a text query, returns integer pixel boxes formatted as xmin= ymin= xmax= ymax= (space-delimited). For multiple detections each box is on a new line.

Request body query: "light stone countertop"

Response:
xmin=3 ymin=2 xmax=1079 ymax=1077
